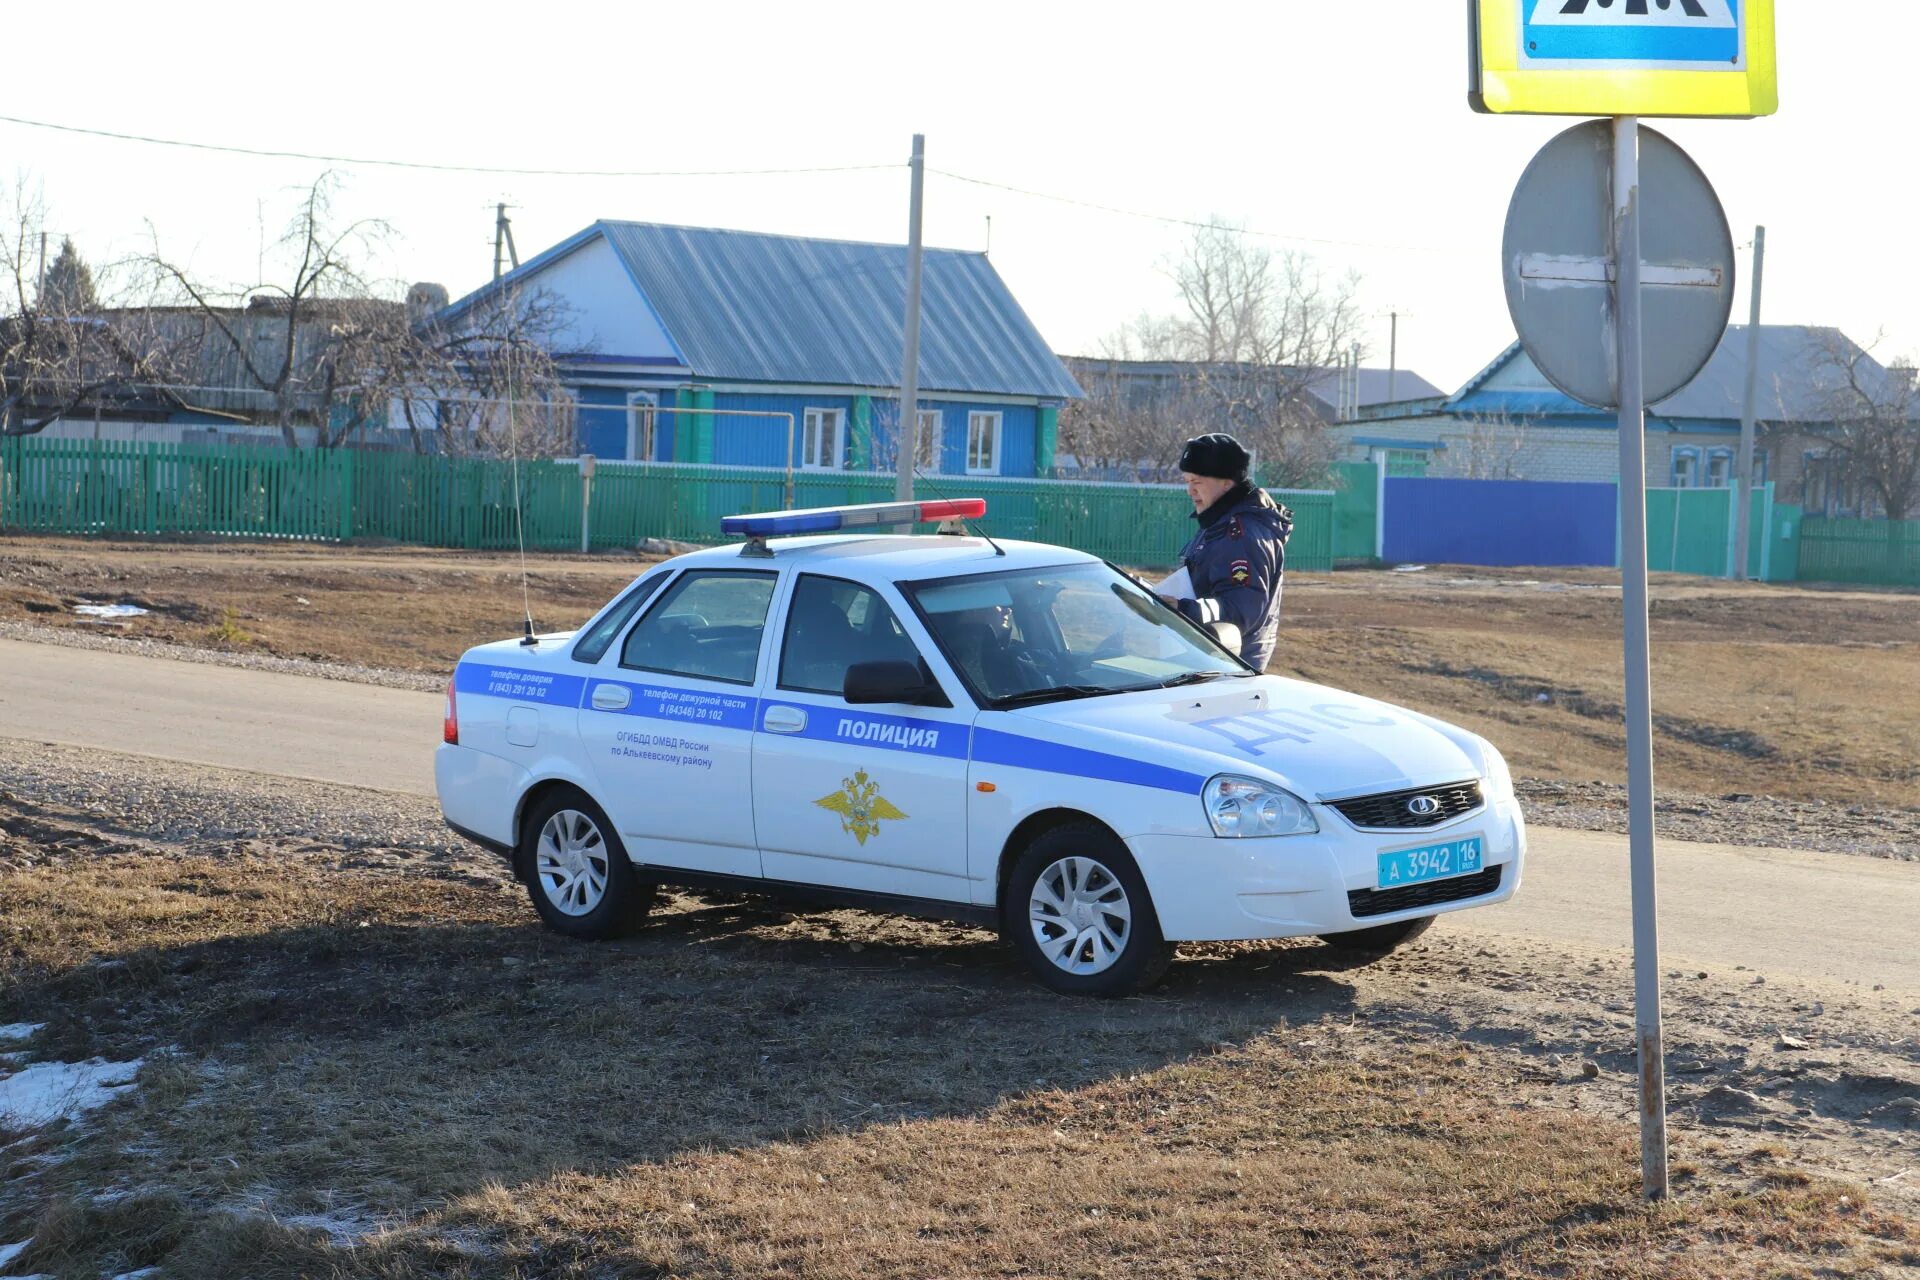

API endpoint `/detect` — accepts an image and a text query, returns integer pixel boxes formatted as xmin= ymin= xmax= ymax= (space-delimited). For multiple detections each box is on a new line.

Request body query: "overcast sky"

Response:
xmin=0 ymin=1 xmax=1899 ymax=392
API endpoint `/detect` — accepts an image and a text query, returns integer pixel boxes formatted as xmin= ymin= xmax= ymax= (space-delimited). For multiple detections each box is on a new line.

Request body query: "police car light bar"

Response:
xmin=721 ymin=498 xmax=985 ymax=540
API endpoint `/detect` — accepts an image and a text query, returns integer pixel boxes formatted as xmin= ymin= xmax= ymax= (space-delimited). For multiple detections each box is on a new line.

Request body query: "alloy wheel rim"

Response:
xmin=1028 ymin=855 xmax=1132 ymax=975
xmin=536 ymin=809 xmax=610 ymax=916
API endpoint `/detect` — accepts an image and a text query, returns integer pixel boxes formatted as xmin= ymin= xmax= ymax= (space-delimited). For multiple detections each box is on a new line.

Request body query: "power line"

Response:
xmin=0 ymin=111 xmax=899 ymax=179
xmin=929 ymin=167 xmax=1477 ymax=257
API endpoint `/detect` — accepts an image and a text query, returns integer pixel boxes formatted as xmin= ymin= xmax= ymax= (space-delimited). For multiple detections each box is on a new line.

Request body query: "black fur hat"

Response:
xmin=1178 ymin=433 xmax=1252 ymax=481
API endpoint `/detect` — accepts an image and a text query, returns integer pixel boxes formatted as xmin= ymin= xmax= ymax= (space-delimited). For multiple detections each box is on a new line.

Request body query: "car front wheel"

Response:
xmin=1006 ymin=822 xmax=1173 ymax=997
xmin=519 ymin=789 xmax=654 ymax=940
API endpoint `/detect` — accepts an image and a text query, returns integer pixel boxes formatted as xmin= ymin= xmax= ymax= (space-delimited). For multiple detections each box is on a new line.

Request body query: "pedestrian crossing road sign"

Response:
xmin=1471 ymin=0 xmax=1776 ymax=117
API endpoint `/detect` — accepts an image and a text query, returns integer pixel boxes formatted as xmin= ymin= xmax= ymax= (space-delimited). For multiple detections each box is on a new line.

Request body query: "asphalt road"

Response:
xmin=2 ymin=638 xmax=1914 ymax=995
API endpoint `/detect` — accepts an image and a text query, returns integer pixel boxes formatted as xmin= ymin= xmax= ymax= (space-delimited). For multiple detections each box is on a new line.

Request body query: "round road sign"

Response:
xmin=1502 ymin=120 xmax=1735 ymax=411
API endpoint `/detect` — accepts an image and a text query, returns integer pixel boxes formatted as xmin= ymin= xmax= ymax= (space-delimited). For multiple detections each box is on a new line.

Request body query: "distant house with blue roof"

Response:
xmin=434 ymin=220 xmax=1083 ymax=477
xmin=1339 ymin=325 xmax=1896 ymax=515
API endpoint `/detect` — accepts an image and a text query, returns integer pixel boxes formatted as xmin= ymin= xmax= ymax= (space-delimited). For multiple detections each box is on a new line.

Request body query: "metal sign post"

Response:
xmin=1611 ymin=115 xmax=1668 ymax=1201
xmin=1474 ymin=0 xmax=1776 ymax=1203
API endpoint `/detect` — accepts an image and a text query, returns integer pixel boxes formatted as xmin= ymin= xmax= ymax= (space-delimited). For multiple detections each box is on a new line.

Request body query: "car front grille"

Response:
xmin=1329 ymin=780 xmax=1483 ymax=831
xmin=1347 ymin=865 xmax=1503 ymax=919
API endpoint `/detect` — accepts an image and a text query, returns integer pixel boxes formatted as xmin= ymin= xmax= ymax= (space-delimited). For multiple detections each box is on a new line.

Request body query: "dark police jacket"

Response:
xmin=1175 ymin=483 xmax=1293 ymax=671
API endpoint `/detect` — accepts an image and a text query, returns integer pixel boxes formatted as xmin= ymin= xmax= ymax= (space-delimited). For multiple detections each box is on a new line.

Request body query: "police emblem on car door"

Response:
xmin=814 ymin=769 xmax=908 ymax=845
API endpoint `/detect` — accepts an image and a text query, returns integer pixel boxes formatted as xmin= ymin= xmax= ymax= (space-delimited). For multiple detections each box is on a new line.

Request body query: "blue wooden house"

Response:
xmin=434 ymin=221 xmax=1083 ymax=476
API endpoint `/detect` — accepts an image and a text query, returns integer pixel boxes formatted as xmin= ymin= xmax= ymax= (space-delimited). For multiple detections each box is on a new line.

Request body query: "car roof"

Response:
xmin=666 ymin=534 xmax=1102 ymax=582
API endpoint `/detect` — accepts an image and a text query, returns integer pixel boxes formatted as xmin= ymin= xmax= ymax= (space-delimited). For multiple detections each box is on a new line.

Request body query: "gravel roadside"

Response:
xmin=0 ymin=738 xmax=496 ymax=881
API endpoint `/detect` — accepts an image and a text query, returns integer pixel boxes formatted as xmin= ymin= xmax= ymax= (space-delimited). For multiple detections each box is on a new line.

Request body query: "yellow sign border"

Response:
xmin=1474 ymin=0 xmax=1777 ymax=118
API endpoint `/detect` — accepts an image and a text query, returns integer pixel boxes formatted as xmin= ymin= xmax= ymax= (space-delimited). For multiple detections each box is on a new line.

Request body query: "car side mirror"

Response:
xmin=844 ymin=660 xmax=947 ymax=707
xmin=1207 ymin=621 xmax=1243 ymax=654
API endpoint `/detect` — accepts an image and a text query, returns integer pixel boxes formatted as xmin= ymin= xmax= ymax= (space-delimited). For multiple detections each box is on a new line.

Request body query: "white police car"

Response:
xmin=437 ymin=499 xmax=1524 ymax=996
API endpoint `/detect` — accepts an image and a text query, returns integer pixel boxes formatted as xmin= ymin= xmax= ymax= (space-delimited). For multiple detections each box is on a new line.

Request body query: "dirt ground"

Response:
xmin=0 ymin=752 xmax=1915 ymax=1278
xmin=3 ymin=534 xmax=1917 ymax=817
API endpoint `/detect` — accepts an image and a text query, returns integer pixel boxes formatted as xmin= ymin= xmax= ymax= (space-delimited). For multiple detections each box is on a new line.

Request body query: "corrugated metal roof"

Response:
xmin=1650 ymin=325 xmax=1885 ymax=421
xmin=596 ymin=221 xmax=1083 ymax=400
xmin=1061 ymin=356 xmax=1442 ymax=416
xmin=1444 ymin=327 xmax=1886 ymax=424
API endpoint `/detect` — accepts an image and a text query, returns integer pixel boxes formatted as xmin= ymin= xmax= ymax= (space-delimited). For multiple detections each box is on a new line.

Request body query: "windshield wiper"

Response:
xmin=992 ymin=684 xmax=1117 ymax=709
xmin=1150 ymin=670 xmax=1236 ymax=689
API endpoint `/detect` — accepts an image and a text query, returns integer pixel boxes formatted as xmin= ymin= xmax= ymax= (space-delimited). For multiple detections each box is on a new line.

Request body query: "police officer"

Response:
xmin=1166 ymin=433 xmax=1292 ymax=671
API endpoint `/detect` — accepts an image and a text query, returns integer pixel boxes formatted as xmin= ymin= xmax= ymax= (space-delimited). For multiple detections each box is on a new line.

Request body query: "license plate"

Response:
xmin=1377 ymin=836 xmax=1484 ymax=889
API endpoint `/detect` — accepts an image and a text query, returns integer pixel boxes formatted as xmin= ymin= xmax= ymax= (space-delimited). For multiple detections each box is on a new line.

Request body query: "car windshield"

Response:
xmin=902 ymin=561 xmax=1247 ymax=707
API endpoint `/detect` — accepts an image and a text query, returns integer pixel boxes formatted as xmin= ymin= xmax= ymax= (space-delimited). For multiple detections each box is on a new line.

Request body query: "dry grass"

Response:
xmin=2 ymin=854 xmax=1912 ymax=1278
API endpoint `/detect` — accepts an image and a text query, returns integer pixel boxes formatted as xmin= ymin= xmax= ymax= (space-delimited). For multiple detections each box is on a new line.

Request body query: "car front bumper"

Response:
xmin=1127 ymin=797 xmax=1526 ymax=942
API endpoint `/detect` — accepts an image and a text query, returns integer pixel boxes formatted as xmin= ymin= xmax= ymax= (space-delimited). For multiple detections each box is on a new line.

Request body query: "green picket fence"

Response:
xmin=0 ymin=439 xmax=1335 ymax=571
xmin=1796 ymin=516 xmax=1920 ymax=587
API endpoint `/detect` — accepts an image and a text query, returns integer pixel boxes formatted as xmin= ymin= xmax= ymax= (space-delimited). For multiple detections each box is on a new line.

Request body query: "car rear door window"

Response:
xmin=620 ymin=570 xmax=777 ymax=685
xmin=571 ymin=572 xmax=670 ymax=665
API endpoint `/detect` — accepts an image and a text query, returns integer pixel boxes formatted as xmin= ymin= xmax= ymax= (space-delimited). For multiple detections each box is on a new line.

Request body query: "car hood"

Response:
xmin=1001 ymin=674 xmax=1486 ymax=801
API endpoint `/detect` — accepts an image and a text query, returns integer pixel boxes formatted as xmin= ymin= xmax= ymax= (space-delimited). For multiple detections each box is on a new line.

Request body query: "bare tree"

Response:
xmin=141 ymin=173 xmax=390 ymax=448
xmin=395 ymin=284 xmax=578 ymax=458
xmin=1085 ymin=220 xmax=1367 ymax=487
xmin=1455 ymin=411 xmax=1533 ymax=480
xmin=136 ymin=172 xmax=576 ymax=456
xmin=1059 ymin=355 xmax=1213 ymax=481
xmin=0 ymin=181 xmax=196 ymax=436
xmin=1814 ymin=334 xmax=1920 ymax=520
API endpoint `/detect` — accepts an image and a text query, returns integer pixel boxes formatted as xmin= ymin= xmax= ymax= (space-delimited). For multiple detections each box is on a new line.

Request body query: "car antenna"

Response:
xmin=503 ymin=377 xmax=539 ymax=647
xmin=912 ymin=461 xmax=1006 ymax=556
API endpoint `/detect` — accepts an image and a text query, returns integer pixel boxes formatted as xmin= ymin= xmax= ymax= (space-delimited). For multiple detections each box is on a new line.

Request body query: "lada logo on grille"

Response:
xmin=1406 ymin=795 xmax=1443 ymax=818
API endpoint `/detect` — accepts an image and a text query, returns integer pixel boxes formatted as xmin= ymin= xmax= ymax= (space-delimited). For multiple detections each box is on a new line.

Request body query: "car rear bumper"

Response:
xmin=435 ymin=743 xmax=527 ymax=856
xmin=1127 ymin=798 xmax=1526 ymax=941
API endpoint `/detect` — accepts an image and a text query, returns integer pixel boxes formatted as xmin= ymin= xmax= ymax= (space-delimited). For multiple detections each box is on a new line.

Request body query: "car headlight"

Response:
xmin=1203 ymin=775 xmax=1318 ymax=838
xmin=1479 ymin=741 xmax=1515 ymax=803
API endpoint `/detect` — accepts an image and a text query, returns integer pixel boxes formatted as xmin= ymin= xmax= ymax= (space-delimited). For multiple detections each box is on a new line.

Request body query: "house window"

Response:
xmin=966 ymin=410 xmax=1003 ymax=475
xmin=1705 ymin=448 xmax=1733 ymax=488
xmin=916 ymin=408 xmax=942 ymax=472
xmin=626 ymin=392 xmax=658 ymax=462
xmin=1670 ymin=446 xmax=1700 ymax=488
xmin=802 ymin=407 xmax=845 ymax=470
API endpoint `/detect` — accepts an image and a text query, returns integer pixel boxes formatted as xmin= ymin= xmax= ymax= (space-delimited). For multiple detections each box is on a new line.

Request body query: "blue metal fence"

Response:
xmin=1382 ymin=477 xmax=1620 ymax=567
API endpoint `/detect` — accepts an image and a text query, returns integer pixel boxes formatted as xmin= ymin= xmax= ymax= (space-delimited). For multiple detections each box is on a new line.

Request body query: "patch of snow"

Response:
xmin=73 ymin=603 xmax=149 ymax=619
xmin=0 ymin=1058 xmax=142 ymax=1127
xmin=0 ymin=1242 xmax=28 ymax=1267
xmin=110 ymin=1270 xmax=161 ymax=1280
xmin=0 ymin=1025 xmax=44 ymax=1043
xmin=279 ymin=1210 xmax=375 ymax=1247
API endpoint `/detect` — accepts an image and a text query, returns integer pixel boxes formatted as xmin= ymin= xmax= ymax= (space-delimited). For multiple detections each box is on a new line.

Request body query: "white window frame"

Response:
xmin=965 ymin=410 xmax=1003 ymax=476
xmin=625 ymin=391 xmax=658 ymax=462
xmin=802 ymin=407 xmax=845 ymax=471
xmin=915 ymin=408 xmax=943 ymax=472
xmin=1704 ymin=447 xmax=1733 ymax=489
xmin=1670 ymin=446 xmax=1700 ymax=488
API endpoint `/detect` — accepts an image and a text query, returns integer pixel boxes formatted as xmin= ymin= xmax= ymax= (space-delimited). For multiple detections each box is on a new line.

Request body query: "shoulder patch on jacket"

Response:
xmin=1230 ymin=558 xmax=1251 ymax=584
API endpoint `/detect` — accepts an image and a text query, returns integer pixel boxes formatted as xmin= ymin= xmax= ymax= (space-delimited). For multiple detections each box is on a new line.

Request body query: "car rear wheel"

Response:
xmin=1006 ymin=822 xmax=1173 ymax=997
xmin=519 ymin=789 xmax=653 ymax=939
xmin=1318 ymin=915 xmax=1434 ymax=956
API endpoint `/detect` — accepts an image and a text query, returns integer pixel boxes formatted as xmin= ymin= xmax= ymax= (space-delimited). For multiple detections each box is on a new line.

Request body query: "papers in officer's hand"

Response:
xmin=1152 ymin=566 xmax=1192 ymax=599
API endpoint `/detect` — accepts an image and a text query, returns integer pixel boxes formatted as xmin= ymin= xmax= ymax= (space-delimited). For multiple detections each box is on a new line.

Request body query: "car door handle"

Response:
xmin=590 ymin=683 xmax=631 ymax=711
xmin=763 ymin=705 xmax=807 ymax=734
